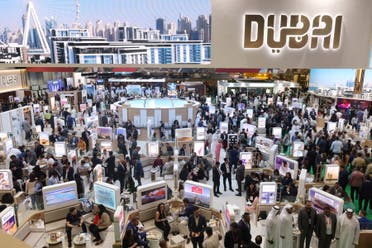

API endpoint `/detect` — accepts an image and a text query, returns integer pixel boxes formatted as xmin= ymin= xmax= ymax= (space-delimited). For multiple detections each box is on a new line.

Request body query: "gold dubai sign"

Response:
xmin=244 ymin=14 xmax=343 ymax=54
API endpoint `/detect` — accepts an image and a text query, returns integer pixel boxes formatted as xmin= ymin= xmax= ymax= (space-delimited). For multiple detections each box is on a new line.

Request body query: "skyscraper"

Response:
xmin=105 ymin=23 xmax=113 ymax=41
xmin=166 ymin=22 xmax=176 ymax=35
xmin=95 ymin=20 xmax=104 ymax=37
xmin=45 ymin=17 xmax=57 ymax=38
xmin=177 ymin=15 xmax=192 ymax=38
xmin=156 ymin=18 xmax=166 ymax=34
xmin=113 ymin=21 xmax=120 ymax=41
xmin=196 ymin=15 xmax=209 ymax=42
xmin=85 ymin=21 xmax=94 ymax=36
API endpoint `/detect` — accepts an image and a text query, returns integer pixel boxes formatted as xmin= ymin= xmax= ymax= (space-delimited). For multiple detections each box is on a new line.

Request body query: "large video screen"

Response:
xmin=184 ymin=180 xmax=212 ymax=208
xmin=308 ymin=187 xmax=344 ymax=215
xmin=0 ymin=170 xmax=13 ymax=190
xmin=309 ymin=69 xmax=356 ymax=91
xmin=43 ymin=182 xmax=78 ymax=211
xmin=275 ymin=155 xmax=298 ymax=179
xmin=97 ymin=127 xmax=112 ymax=140
xmin=259 ymin=183 xmax=277 ymax=205
xmin=94 ymin=182 xmax=120 ymax=210
xmin=141 ymin=186 xmax=167 ymax=206
xmin=0 ymin=207 xmax=17 ymax=235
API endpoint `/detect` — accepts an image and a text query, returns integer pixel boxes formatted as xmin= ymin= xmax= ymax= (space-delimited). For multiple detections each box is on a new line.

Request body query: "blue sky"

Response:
xmin=364 ymin=69 xmax=372 ymax=88
xmin=0 ymin=0 xmax=211 ymax=30
xmin=309 ymin=69 xmax=356 ymax=88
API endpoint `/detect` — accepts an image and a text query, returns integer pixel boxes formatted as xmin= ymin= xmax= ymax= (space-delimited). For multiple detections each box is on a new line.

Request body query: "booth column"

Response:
xmin=353 ymin=69 xmax=365 ymax=94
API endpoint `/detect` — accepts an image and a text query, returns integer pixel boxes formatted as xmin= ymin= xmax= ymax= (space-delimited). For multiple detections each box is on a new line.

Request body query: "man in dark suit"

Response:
xmin=298 ymin=200 xmax=317 ymax=248
xmin=238 ymin=212 xmax=252 ymax=246
xmin=212 ymin=162 xmax=222 ymax=197
xmin=179 ymin=198 xmax=195 ymax=218
xmin=235 ymin=160 xmax=245 ymax=196
xmin=315 ymin=205 xmax=337 ymax=248
xmin=220 ymin=158 xmax=234 ymax=192
xmin=188 ymin=206 xmax=207 ymax=248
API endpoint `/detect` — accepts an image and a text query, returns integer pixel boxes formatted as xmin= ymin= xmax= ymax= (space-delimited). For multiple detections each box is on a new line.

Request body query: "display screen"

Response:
xmin=167 ymin=83 xmax=177 ymax=97
xmin=141 ymin=186 xmax=167 ymax=205
xmin=259 ymin=183 xmax=277 ymax=204
xmin=272 ymin=127 xmax=282 ymax=139
xmin=148 ymin=142 xmax=159 ymax=157
xmin=48 ymin=80 xmax=64 ymax=92
xmin=94 ymin=183 xmax=119 ymax=210
xmin=0 ymin=170 xmax=13 ymax=190
xmin=39 ymin=132 xmax=50 ymax=146
xmin=324 ymin=165 xmax=340 ymax=182
xmin=54 ymin=142 xmax=66 ymax=157
xmin=308 ymin=188 xmax=344 ymax=215
xmin=293 ymin=141 xmax=304 ymax=157
xmin=0 ymin=207 xmax=17 ymax=235
xmin=184 ymin=181 xmax=212 ymax=208
xmin=309 ymin=69 xmax=356 ymax=91
xmin=196 ymin=127 xmax=205 ymax=140
xmin=194 ymin=141 xmax=205 ymax=156
xmin=44 ymin=186 xmax=77 ymax=207
xmin=275 ymin=155 xmax=298 ymax=179
xmin=258 ymin=117 xmax=266 ymax=129
xmin=100 ymin=141 xmax=113 ymax=153
xmin=97 ymin=127 xmax=112 ymax=140
xmin=240 ymin=152 xmax=253 ymax=169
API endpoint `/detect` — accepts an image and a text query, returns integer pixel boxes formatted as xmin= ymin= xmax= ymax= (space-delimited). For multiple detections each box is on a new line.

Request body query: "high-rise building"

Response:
xmin=177 ymin=15 xmax=192 ymax=38
xmin=196 ymin=15 xmax=209 ymax=42
xmin=113 ymin=21 xmax=120 ymax=41
xmin=166 ymin=22 xmax=176 ymax=35
xmin=45 ymin=17 xmax=57 ymax=39
xmin=86 ymin=21 xmax=94 ymax=36
xmin=156 ymin=18 xmax=166 ymax=34
xmin=95 ymin=20 xmax=104 ymax=37
xmin=105 ymin=23 xmax=113 ymax=41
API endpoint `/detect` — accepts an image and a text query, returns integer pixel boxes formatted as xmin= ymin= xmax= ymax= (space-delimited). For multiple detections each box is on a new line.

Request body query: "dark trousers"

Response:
xmin=318 ymin=234 xmax=332 ymax=248
xmin=213 ymin=180 xmax=220 ymax=195
xmin=299 ymin=230 xmax=312 ymax=248
xmin=222 ymin=173 xmax=232 ymax=190
xmin=359 ymin=197 xmax=370 ymax=211
xmin=155 ymin=221 xmax=170 ymax=240
xmin=191 ymin=235 xmax=204 ymax=248
xmin=160 ymin=165 xmax=163 ymax=176
xmin=66 ymin=222 xmax=87 ymax=244
xmin=89 ymin=224 xmax=106 ymax=241
xmin=350 ymin=186 xmax=360 ymax=202
xmin=237 ymin=179 xmax=242 ymax=194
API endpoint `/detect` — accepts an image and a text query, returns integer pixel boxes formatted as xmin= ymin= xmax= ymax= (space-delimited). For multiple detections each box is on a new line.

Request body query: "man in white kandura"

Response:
xmin=335 ymin=208 xmax=360 ymax=248
xmin=265 ymin=205 xmax=281 ymax=248
xmin=279 ymin=204 xmax=294 ymax=248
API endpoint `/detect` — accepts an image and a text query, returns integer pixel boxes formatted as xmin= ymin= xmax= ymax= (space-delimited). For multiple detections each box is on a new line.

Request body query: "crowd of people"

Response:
xmin=1 ymin=84 xmax=372 ymax=248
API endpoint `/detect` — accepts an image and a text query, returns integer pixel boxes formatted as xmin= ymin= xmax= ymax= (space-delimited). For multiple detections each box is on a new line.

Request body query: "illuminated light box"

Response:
xmin=259 ymin=182 xmax=277 ymax=205
xmin=219 ymin=122 xmax=228 ymax=133
xmin=194 ymin=141 xmax=205 ymax=157
xmin=246 ymin=109 xmax=254 ymax=119
xmin=42 ymin=181 xmax=78 ymax=211
xmin=275 ymin=155 xmax=298 ymax=179
xmin=245 ymin=124 xmax=256 ymax=137
xmin=136 ymin=181 xmax=168 ymax=210
xmin=324 ymin=164 xmax=340 ymax=184
xmin=240 ymin=152 xmax=253 ymax=169
xmin=39 ymin=132 xmax=50 ymax=146
xmin=293 ymin=141 xmax=304 ymax=157
xmin=114 ymin=206 xmax=126 ymax=241
xmin=0 ymin=170 xmax=13 ymax=191
xmin=196 ymin=127 xmax=206 ymax=140
xmin=94 ymin=181 xmax=120 ymax=211
xmin=255 ymin=136 xmax=273 ymax=151
xmin=80 ymin=104 xmax=87 ymax=112
xmin=54 ymin=142 xmax=66 ymax=158
xmin=0 ymin=133 xmax=7 ymax=141
xmin=184 ymin=180 xmax=213 ymax=208
xmin=327 ymin=122 xmax=337 ymax=133
xmin=97 ymin=127 xmax=112 ymax=140
xmin=258 ymin=117 xmax=266 ymax=129
xmin=100 ymin=141 xmax=112 ymax=154
xmin=267 ymin=97 xmax=273 ymax=105
xmin=272 ymin=127 xmax=282 ymax=139
xmin=175 ymin=128 xmax=193 ymax=142
xmin=147 ymin=142 xmax=159 ymax=157
xmin=0 ymin=206 xmax=17 ymax=236
xmin=228 ymin=134 xmax=238 ymax=146
xmin=308 ymin=187 xmax=344 ymax=215
xmin=4 ymin=139 xmax=13 ymax=155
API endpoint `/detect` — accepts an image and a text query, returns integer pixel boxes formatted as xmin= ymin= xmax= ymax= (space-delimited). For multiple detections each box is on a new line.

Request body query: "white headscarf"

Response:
xmin=267 ymin=205 xmax=281 ymax=220
xmin=280 ymin=204 xmax=293 ymax=218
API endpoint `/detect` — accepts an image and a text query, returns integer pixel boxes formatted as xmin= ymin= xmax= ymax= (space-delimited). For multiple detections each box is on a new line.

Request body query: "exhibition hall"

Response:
xmin=0 ymin=0 xmax=372 ymax=248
